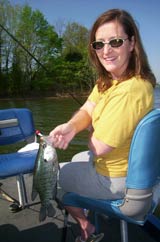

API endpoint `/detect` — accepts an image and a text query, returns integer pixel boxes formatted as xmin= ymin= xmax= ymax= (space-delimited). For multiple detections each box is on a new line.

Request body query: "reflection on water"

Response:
xmin=0 ymin=87 xmax=160 ymax=161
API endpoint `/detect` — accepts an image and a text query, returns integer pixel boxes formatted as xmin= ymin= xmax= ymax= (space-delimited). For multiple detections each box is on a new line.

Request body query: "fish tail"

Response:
xmin=47 ymin=203 xmax=56 ymax=217
xmin=39 ymin=203 xmax=56 ymax=222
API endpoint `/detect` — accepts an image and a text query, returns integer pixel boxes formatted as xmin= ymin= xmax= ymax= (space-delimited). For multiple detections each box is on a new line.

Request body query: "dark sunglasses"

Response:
xmin=91 ymin=38 xmax=128 ymax=50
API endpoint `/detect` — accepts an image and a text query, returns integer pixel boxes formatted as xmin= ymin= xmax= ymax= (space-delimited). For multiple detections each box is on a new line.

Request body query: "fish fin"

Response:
xmin=52 ymin=186 xmax=57 ymax=199
xmin=39 ymin=206 xmax=47 ymax=222
xmin=47 ymin=203 xmax=56 ymax=218
xmin=31 ymin=189 xmax=38 ymax=201
xmin=39 ymin=203 xmax=56 ymax=222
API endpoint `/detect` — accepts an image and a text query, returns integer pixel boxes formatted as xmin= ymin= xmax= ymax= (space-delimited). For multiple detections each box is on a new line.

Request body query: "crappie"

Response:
xmin=31 ymin=136 xmax=59 ymax=222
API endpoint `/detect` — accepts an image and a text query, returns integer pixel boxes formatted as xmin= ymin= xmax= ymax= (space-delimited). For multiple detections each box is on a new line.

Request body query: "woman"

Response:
xmin=49 ymin=9 xmax=156 ymax=242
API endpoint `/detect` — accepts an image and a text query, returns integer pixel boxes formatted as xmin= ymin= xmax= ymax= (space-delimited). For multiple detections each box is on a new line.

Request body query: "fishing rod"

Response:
xmin=0 ymin=23 xmax=82 ymax=106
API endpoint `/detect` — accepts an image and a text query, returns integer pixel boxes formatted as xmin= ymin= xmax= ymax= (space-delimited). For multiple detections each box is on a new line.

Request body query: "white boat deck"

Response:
xmin=0 ymin=174 xmax=158 ymax=242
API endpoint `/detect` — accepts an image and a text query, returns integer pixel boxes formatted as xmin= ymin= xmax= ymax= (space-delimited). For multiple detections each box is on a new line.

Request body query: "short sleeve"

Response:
xmin=88 ymin=85 xmax=101 ymax=104
xmin=92 ymin=83 xmax=153 ymax=147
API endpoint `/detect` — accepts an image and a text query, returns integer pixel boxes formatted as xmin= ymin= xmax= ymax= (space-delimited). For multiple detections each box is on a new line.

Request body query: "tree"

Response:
xmin=0 ymin=0 xmax=21 ymax=96
xmin=60 ymin=22 xmax=96 ymax=93
xmin=14 ymin=5 xmax=62 ymax=93
xmin=62 ymin=22 xmax=89 ymax=55
xmin=0 ymin=2 xmax=96 ymax=97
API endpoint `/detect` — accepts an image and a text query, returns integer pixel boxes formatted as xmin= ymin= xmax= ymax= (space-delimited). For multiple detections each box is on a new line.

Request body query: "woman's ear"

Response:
xmin=129 ymin=36 xmax=135 ymax=52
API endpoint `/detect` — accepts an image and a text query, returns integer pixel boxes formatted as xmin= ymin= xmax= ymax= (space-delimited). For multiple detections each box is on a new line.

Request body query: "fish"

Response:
xmin=31 ymin=135 xmax=59 ymax=222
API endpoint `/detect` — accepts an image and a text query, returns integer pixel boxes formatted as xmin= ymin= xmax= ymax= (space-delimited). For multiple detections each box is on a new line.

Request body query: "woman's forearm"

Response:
xmin=67 ymin=100 xmax=95 ymax=134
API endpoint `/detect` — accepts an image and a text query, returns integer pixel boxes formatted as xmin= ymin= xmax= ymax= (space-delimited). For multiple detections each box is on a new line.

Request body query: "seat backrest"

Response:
xmin=119 ymin=109 xmax=160 ymax=221
xmin=127 ymin=108 xmax=160 ymax=189
xmin=0 ymin=108 xmax=35 ymax=145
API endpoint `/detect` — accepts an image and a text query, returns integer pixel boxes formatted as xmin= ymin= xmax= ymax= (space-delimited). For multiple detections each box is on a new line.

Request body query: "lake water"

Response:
xmin=0 ymin=87 xmax=160 ymax=162
xmin=0 ymin=95 xmax=88 ymax=161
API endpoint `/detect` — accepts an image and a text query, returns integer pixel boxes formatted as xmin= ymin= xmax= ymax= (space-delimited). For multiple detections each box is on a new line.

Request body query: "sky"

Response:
xmin=9 ymin=0 xmax=160 ymax=82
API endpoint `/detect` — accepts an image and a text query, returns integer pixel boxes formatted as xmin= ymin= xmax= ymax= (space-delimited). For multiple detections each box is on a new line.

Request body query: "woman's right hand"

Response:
xmin=49 ymin=122 xmax=76 ymax=150
xmin=49 ymin=100 xmax=95 ymax=150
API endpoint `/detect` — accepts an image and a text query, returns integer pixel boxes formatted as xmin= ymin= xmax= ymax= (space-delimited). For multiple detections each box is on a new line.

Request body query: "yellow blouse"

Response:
xmin=88 ymin=77 xmax=154 ymax=177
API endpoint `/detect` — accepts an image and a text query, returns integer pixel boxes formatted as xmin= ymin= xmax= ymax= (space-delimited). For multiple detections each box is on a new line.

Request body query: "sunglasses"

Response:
xmin=91 ymin=38 xmax=128 ymax=50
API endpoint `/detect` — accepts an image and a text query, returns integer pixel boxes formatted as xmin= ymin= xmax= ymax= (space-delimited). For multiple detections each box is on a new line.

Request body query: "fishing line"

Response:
xmin=0 ymin=24 xmax=82 ymax=106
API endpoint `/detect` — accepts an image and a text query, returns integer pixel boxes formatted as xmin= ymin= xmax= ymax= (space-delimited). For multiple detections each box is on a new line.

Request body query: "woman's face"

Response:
xmin=94 ymin=21 xmax=135 ymax=79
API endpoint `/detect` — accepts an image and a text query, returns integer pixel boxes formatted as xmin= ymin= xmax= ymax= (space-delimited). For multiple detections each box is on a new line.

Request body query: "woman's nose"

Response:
xmin=103 ymin=44 xmax=112 ymax=54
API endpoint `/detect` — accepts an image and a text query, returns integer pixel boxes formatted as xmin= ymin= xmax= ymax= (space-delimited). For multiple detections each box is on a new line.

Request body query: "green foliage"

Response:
xmin=62 ymin=22 xmax=89 ymax=54
xmin=65 ymin=51 xmax=83 ymax=62
xmin=0 ymin=1 xmax=96 ymax=97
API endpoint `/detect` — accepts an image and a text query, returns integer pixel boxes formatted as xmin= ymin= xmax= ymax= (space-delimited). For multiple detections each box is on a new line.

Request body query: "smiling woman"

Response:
xmin=91 ymin=21 xmax=134 ymax=80
xmin=48 ymin=8 xmax=157 ymax=242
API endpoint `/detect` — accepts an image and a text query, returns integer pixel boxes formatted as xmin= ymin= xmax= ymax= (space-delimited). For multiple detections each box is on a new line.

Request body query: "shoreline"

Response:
xmin=0 ymin=93 xmax=89 ymax=101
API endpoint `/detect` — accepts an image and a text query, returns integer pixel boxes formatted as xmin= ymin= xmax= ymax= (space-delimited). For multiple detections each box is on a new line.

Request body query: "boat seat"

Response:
xmin=62 ymin=108 xmax=160 ymax=242
xmin=0 ymin=108 xmax=39 ymax=209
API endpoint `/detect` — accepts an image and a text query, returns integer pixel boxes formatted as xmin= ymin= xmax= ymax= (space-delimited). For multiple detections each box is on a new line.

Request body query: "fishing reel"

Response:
xmin=0 ymin=182 xmax=22 ymax=213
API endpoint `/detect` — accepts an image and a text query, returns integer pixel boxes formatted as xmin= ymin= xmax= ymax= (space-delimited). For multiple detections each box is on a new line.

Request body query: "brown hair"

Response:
xmin=89 ymin=9 xmax=156 ymax=92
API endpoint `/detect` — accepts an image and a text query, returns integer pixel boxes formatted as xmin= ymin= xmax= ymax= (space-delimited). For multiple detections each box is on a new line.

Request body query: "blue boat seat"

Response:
xmin=62 ymin=108 xmax=160 ymax=242
xmin=0 ymin=108 xmax=38 ymax=208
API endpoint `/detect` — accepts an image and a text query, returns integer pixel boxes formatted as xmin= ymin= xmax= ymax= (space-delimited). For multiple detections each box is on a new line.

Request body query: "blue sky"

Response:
xmin=9 ymin=0 xmax=160 ymax=82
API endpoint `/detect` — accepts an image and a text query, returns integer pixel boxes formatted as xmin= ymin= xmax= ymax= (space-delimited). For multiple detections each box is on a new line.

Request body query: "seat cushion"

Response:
xmin=63 ymin=192 xmax=146 ymax=225
xmin=0 ymin=150 xmax=38 ymax=178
